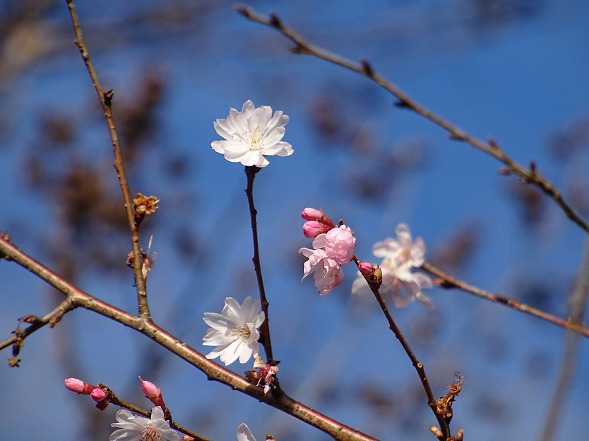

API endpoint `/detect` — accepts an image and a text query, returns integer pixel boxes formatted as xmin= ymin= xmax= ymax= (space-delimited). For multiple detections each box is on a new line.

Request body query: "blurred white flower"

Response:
xmin=109 ymin=406 xmax=180 ymax=441
xmin=352 ymin=223 xmax=433 ymax=309
xmin=211 ymin=100 xmax=293 ymax=168
xmin=203 ymin=296 xmax=265 ymax=366
xmin=236 ymin=423 xmax=257 ymax=441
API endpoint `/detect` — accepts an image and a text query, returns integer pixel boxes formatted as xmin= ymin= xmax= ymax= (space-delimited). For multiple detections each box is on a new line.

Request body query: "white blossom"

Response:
xmin=211 ymin=100 xmax=293 ymax=167
xmin=352 ymin=223 xmax=433 ymax=309
xmin=236 ymin=423 xmax=257 ymax=441
xmin=202 ymin=296 xmax=265 ymax=366
xmin=109 ymin=406 xmax=180 ymax=441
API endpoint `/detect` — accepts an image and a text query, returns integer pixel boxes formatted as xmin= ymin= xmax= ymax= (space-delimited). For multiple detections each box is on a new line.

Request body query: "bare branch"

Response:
xmin=237 ymin=6 xmax=589 ymax=234
xmin=422 ymin=261 xmax=589 ymax=338
xmin=65 ymin=0 xmax=151 ymax=318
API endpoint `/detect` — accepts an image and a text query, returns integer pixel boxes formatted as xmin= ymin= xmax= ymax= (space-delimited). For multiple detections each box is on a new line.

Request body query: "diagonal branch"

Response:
xmin=0 ymin=235 xmax=377 ymax=441
xmin=353 ymin=257 xmax=453 ymax=440
xmin=236 ymin=6 xmax=589 ymax=235
xmin=422 ymin=261 xmax=589 ymax=338
xmin=65 ymin=0 xmax=151 ymax=319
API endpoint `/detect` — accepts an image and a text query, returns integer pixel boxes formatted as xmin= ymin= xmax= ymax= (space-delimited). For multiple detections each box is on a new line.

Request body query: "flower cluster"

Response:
xmin=202 ymin=296 xmax=265 ymax=366
xmin=352 ymin=223 xmax=433 ymax=309
xmin=211 ymin=100 xmax=293 ymax=168
xmin=65 ymin=377 xmax=181 ymax=440
xmin=299 ymin=208 xmax=356 ymax=295
xmin=246 ymin=355 xmax=280 ymax=395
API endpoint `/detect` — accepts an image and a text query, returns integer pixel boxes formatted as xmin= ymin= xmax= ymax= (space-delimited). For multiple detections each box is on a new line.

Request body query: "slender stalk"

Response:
xmin=237 ymin=6 xmax=589 ymax=235
xmin=244 ymin=166 xmax=275 ymax=363
xmin=422 ymin=261 xmax=589 ymax=338
xmin=538 ymin=238 xmax=589 ymax=441
xmin=353 ymin=257 xmax=451 ymax=439
xmin=65 ymin=0 xmax=151 ymax=319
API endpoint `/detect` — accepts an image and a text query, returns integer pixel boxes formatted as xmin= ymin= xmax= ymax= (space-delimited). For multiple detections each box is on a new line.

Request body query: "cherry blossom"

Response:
xmin=299 ymin=224 xmax=355 ymax=295
xmin=211 ymin=100 xmax=293 ymax=168
xmin=109 ymin=406 xmax=180 ymax=441
xmin=352 ymin=223 xmax=433 ymax=309
xmin=202 ymin=296 xmax=265 ymax=366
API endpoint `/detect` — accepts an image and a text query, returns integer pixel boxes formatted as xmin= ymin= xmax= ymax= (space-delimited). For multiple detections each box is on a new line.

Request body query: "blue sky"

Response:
xmin=1 ymin=1 xmax=588 ymax=440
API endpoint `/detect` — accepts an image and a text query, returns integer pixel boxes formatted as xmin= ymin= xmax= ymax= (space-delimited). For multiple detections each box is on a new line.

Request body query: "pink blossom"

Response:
xmin=313 ymin=225 xmax=355 ymax=264
xmin=299 ymin=247 xmax=344 ymax=295
xmin=303 ymin=221 xmax=331 ymax=238
xmin=64 ymin=378 xmax=95 ymax=395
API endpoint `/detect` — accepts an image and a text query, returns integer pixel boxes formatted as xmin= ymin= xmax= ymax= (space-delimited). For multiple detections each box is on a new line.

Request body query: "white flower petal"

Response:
xmin=211 ymin=101 xmax=292 ymax=167
xmin=237 ymin=423 xmax=257 ymax=441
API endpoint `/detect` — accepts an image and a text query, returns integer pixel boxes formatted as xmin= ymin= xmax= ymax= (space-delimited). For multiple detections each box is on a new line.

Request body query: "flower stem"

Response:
xmin=245 ymin=166 xmax=275 ymax=363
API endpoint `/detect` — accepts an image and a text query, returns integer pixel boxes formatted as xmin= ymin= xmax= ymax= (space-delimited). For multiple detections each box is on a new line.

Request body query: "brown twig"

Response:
xmin=422 ymin=261 xmax=589 ymax=338
xmin=0 ymin=236 xmax=376 ymax=441
xmin=353 ymin=257 xmax=452 ymax=440
xmin=245 ymin=166 xmax=275 ymax=364
xmin=236 ymin=5 xmax=589 ymax=235
xmin=65 ymin=0 xmax=151 ymax=319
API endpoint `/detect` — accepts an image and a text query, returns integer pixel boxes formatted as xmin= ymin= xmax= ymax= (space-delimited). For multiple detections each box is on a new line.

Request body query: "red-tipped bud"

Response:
xmin=358 ymin=261 xmax=375 ymax=275
xmin=64 ymin=378 xmax=95 ymax=395
xmin=301 ymin=208 xmax=336 ymax=228
xmin=302 ymin=221 xmax=330 ymax=238
xmin=301 ymin=207 xmax=323 ymax=221
xmin=90 ymin=387 xmax=107 ymax=402
xmin=139 ymin=376 xmax=165 ymax=408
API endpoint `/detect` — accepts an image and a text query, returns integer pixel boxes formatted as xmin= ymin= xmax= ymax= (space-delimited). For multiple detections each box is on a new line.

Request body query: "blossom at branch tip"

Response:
xmin=299 ymin=224 xmax=355 ymax=295
xmin=202 ymin=296 xmax=265 ymax=366
xmin=211 ymin=100 xmax=293 ymax=168
xmin=236 ymin=423 xmax=257 ymax=441
xmin=352 ymin=223 xmax=433 ymax=309
xmin=109 ymin=406 xmax=180 ymax=441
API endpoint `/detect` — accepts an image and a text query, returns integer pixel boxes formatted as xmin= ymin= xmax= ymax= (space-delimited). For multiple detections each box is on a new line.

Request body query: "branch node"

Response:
xmin=361 ymin=59 xmax=374 ymax=76
xmin=104 ymin=89 xmax=114 ymax=105
xmin=269 ymin=13 xmax=282 ymax=29
xmin=449 ymin=131 xmax=467 ymax=141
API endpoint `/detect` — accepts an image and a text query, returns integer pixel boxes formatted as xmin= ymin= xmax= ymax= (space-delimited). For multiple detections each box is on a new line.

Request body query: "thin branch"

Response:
xmin=353 ymin=257 xmax=452 ymax=440
xmin=236 ymin=6 xmax=589 ymax=235
xmin=65 ymin=0 xmax=151 ymax=319
xmin=100 ymin=386 xmax=210 ymax=441
xmin=245 ymin=166 xmax=275 ymax=363
xmin=422 ymin=261 xmax=589 ymax=338
xmin=538 ymin=238 xmax=589 ymax=441
xmin=0 ymin=236 xmax=376 ymax=441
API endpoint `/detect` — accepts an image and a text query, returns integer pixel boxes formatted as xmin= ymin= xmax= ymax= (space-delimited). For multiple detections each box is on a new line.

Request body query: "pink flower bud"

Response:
xmin=182 ymin=436 xmax=196 ymax=441
xmin=139 ymin=376 xmax=165 ymax=408
xmin=139 ymin=377 xmax=160 ymax=399
xmin=64 ymin=378 xmax=94 ymax=395
xmin=90 ymin=387 xmax=107 ymax=402
xmin=301 ymin=207 xmax=323 ymax=221
xmin=303 ymin=221 xmax=329 ymax=238
xmin=301 ymin=208 xmax=335 ymax=229
xmin=358 ymin=261 xmax=374 ymax=275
